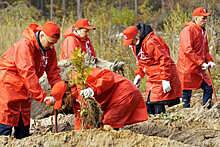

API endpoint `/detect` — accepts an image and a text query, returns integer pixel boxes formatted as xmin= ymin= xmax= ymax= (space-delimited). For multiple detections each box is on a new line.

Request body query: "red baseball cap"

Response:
xmin=50 ymin=81 xmax=67 ymax=109
xmin=123 ymin=26 xmax=138 ymax=46
xmin=37 ymin=21 xmax=60 ymax=39
xmin=74 ymin=19 xmax=96 ymax=30
xmin=193 ymin=7 xmax=211 ymax=16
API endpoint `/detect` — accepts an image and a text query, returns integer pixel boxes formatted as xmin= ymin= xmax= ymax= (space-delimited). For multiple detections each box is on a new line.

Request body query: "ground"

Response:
xmin=0 ymin=92 xmax=220 ymax=147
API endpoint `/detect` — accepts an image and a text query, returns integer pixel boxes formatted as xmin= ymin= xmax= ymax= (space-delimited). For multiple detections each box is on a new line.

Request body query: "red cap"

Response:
xmin=122 ymin=26 xmax=138 ymax=46
xmin=74 ymin=19 xmax=96 ymax=30
xmin=50 ymin=81 xmax=67 ymax=109
xmin=37 ymin=21 xmax=60 ymax=39
xmin=193 ymin=7 xmax=211 ymax=16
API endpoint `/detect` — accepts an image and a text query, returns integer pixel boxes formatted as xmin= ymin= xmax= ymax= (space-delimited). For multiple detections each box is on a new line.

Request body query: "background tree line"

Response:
xmin=0 ymin=0 xmax=219 ymax=93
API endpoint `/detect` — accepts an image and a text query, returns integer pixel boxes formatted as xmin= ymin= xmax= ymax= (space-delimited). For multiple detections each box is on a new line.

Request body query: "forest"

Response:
xmin=0 ymin=0 xmax=219 ymax=94
xmin=0 ymin=1 xmax=219 ymax=92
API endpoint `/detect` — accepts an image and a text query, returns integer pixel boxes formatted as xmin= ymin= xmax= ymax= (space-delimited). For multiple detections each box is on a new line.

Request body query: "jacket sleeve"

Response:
xmin=89 ymin=41 xmax=96 ymax=57
xmin=45 ymin=47 xmax=61 ymax=87
xmin=130 ymin=45 xmax=145 ymax=78
xmin=204 ymin=37 xmax=213 ymax=63
xmin=180 ymin=27 xmax=204 ymax=66
xmin=15 ymin=40 xmax=47 ymax=103
xmin=135 ymin=64 xmax=145 ymax=78
xmin=145 ymin=38 xmax=172 ymax=81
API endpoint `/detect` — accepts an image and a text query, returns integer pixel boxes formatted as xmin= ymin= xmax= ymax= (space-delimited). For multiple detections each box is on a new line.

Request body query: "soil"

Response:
xmin=0 ymin=91 xmax=220 ymax=147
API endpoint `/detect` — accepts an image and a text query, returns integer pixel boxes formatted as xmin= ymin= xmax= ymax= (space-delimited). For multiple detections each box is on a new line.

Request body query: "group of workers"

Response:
xmin=0 ymin=7 xmax=216 ymax=139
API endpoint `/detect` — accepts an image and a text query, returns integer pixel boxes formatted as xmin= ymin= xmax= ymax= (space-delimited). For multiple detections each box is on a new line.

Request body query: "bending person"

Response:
xmin=50 ymin=68 xmax=148 ymax=130
xmin=0 ymin=21 xmax=62 ymax=139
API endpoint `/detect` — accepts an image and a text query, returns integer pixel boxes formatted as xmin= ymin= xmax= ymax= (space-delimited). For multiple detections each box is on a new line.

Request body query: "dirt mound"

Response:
xmin=123 ymin=92 xmax=220 ymax=147
xmin=0 ymin=128 xmax=188 ymax=147
xmin=1 ymin=92 xmax=219 ymax=146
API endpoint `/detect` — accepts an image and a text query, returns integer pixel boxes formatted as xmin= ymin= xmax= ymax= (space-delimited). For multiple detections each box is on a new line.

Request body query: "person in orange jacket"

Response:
xmin=59 ymin=19 xmax=96 ymax=60
xmin=0 ymin=21 xmax=62 ymax=139
xmin=122 ymin=23 xmax=181 ymax=115
xmin=177 ymin=7 xmax=216 ymax=108
xmin=50 ymin=68 xmax=148 ymax=130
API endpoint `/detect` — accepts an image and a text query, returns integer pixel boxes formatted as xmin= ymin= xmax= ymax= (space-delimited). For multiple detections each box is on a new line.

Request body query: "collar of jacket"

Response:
xmin=72 ymin=27 xmax=88 ymax=42
xmin=35 ymin=31 xmax=47 ymax=52
xmin=193 ymin=20 xmax=206 ymax=32
xmin=142 ymin=30 xmax=155 ymax=44
xmin=185 ymin=21 xmax=206 ymax=32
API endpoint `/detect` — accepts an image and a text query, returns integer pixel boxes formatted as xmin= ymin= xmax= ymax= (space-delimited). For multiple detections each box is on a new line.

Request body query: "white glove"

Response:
xmin=201 ymin=62 xmax=209 ymax=70
xmin=162 ymin=80 xmax=171 ymax=93
xmin=208 ymin=61 xmax=216 ymax=69
xmin=133 ymin=75 xmax=142 ymax=88
xmin=44 ymin=96 xmax=56 ymax=106
xmin=80 ymin=87 xmax=94 ymax=98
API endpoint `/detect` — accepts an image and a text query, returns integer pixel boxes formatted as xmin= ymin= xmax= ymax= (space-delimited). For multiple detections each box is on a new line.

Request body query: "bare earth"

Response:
xmin=0 ymin=92 xmax=220 ymax=147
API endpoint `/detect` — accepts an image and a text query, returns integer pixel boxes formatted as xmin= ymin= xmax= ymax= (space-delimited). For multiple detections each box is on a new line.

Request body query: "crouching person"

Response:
xmin=50 ymin=68 xmax=148 ymax=130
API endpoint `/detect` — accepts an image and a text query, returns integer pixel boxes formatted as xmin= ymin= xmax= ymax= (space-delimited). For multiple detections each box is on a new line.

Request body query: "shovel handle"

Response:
xmin=54 ymin=109 xmax=58 ymax=133
xmin=208 ymin=68 xmax=217 ymax=102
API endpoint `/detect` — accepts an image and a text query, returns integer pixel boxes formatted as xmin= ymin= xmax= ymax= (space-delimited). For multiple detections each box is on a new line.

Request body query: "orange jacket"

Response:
xmin=177 ymin=21 xmax=213 ymax=90
xmin=71 ymin=68 xmax=148 ymax=129
xmin=131 ymin=31 xmax=182 ymax=102
xmin=0 ymin=24 xmax=61 ymax=126
xmin=59 ymin=26 xmax=96 ymax=60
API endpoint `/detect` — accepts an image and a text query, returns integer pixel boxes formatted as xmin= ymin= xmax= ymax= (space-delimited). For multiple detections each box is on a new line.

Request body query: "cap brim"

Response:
xmin=84 ymin=26 xmax=96 ymax=30
xmin=202 ymin=13 xmax=211 ymax=16
xmin=123 ymin=39 xmax=133 ymax=46
xmin=36 ymin=26 xmax=43 ymax=30
xmin=54 ymin=99 xmax=62 ymax=109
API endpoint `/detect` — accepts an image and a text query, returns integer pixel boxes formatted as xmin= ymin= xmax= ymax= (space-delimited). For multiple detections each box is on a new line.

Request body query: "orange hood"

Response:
xmin=22 ymin=23 xmax=41 ymax=51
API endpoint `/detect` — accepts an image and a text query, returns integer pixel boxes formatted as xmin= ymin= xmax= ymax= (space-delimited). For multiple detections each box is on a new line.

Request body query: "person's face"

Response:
xmin=131 ymin=35 xmax=140 ymax=46
xmin=195 ymin=16 xmax=208 ymax=28
xmin=76 ymin=28 xmax=90 ymax=39
xmin=40 ymin=33 xmax=59 ymax=50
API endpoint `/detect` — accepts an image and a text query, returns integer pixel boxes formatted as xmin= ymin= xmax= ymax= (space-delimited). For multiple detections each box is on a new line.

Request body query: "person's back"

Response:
xmin=68 ymin=67 xmax=148 ymax=129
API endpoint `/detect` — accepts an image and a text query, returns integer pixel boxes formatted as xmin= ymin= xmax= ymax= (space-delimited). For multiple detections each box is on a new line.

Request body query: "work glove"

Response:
xmin=162 ymin=80 xmax=171 ymax=93
xmin=133 ymin=75 xmax=142 ymax=88
xmin=44 ymin=96 xmax=56 ymax=106
xmin=208 ymin=61 xmax=216 ymax=69
xmin=80 ymin=87 xmax=94 ymax=98
xmin=201 ymin=62 xmax=209 ymax=70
